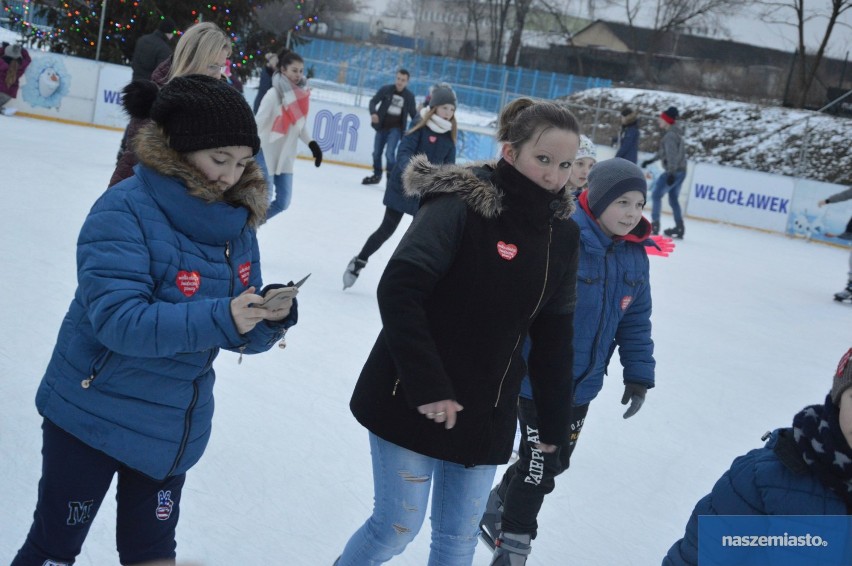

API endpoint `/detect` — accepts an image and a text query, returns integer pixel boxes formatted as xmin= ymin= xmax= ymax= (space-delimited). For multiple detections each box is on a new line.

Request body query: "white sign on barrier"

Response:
xmin=687 ymin=163 xmax=794 ymax=232
xmin=93 ymin=64 xmax=132 ymax=128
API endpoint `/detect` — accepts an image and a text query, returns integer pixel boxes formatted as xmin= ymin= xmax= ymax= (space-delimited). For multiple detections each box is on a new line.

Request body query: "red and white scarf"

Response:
xmin=270 ymin=72 xmax=310 ymax=139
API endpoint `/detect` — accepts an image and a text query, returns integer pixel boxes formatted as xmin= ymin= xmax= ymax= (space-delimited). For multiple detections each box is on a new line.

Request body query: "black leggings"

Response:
xmin=358 ymin=207 xmax=404 ymax=261
xmin=496 ymin=397 xmax=590 ymax=538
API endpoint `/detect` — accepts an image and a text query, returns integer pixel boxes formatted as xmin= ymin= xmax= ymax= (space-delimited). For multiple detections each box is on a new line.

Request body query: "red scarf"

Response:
xmin=271 ymin=75 xmax=310 ymax=137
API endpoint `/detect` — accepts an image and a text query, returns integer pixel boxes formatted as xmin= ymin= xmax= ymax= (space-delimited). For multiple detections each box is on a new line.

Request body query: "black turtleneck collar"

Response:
xmin=494 ymin=159 xmax=568 ymax=225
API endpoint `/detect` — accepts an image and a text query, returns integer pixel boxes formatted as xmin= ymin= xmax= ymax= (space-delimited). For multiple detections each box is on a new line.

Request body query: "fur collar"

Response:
xmin=402 ymin=154 xmax=575 ymax=220
xmin=132 ymin=124 xmax=269 ymax=227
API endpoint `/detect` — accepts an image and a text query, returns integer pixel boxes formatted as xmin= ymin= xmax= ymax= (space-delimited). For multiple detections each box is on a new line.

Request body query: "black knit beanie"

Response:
xmin=586 ymin=158 xmax=647 ymax=217
xmin=150 ymin=74 xmax=260 ymax=155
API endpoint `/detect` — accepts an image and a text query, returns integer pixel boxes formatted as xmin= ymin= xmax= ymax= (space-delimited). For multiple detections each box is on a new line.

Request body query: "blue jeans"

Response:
xmin=651 ymin=170 xmax=686 ymax=225
xmin=372 ymin=127 xmax=402 ymax=177
xmin=268 ymin=173 xmax=293 ymax=218
xmin=338 ymin=433 xmax=497 ymax=566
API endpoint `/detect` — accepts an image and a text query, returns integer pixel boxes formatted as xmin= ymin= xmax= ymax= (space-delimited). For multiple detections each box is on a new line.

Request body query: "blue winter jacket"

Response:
xmin=663 ymin=428 xmax=849 ymax=566
xmin=520 ymin=194 xmax=654 ymax=405
xmin=383 ymin=115 xmax=456 ymax=216
xmin=615 ymin=122 xmax=639 ymax=164
xmin=36 ymin=126 xmax=292 ymax=480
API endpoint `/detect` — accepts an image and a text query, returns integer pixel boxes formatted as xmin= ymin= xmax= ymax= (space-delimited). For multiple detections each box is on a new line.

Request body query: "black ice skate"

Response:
xmin=361 ymin=174 xmax=381 ymax=185
xmin=663 ymin=221 xmax=685 ymax=239
xmin=479 ymin=487 xmax=504 ymax=550
xmin=834 ymin=282 xmax=852 ymax=303
xmin=343 ymin=256 xmax=367 ymax=290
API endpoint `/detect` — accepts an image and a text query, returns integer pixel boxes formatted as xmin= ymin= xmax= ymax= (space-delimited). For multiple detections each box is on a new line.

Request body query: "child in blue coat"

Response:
xmin=343 ymin=84 xmax=458 ymax=289
xmin=663 ymin=347 xmax=852 ymax=566
xmin=12 ymin=74 xmax=298 ymax=566
xmin=481 ymin=158 xmax=656 ymax=565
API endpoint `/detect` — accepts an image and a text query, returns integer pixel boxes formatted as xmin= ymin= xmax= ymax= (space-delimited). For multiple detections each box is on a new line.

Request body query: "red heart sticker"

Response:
xmin=176 ymin=271 xmax=201 ymax=297
xmin=621 ymin=296 xmax=633 ymax=311
xmin=238 ymin=261 xmax=251 ymax=286
xmin=497 ymin=241 xmax=518 ymax=260
xmin=429 ymin=135 xmax=437 ymax=143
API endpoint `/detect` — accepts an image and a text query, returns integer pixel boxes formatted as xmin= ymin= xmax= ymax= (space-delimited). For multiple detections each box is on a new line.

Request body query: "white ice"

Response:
xmin=1 ymin=115 xmax=849 ymax=565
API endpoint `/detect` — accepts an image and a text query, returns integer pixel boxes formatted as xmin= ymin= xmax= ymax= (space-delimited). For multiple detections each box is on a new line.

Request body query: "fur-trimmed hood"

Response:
xmin=132 ymin=123 xmax=269 ymax=227
xmin=402 ymin=154 xmax=575 ymax=220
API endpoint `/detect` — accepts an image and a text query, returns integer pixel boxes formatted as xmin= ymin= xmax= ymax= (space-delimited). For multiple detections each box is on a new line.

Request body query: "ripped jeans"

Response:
xmin=337 ymin=432 xmax=497 ymax=566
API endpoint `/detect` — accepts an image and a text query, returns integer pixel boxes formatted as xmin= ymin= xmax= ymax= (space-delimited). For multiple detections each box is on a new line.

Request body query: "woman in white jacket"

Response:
xmin=255 ymin=49 xmax=323 ymax=217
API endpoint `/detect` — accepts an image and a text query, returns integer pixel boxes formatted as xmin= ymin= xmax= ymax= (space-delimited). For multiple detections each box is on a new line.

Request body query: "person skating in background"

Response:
xmin=663 ymin=347 xmax=852 ymax=566
xmin=480 ymin=158 xmax=656 ymax=566
xmin=110 ymin=21 xmax=232 ymax=187
xmin=567 ymin=134 xmax=597 ymax=198
xmin=818 ymin=186 xmax=852 ymax=302
xmin=615 ymin=106 xmax=640 ymax=164
xmin=361 ymin=69 xmax=417 ymax=185
xmin=253 ymin=52 xmax=278 ymax=114
xmin=641 ymin=106 xmax=687 ymax=238
xmin=343 ymin=84 xmax=458 ymax=289
xmin=0 ymin=43 xmax=31 ymax=116
xmin=335 ymin=98 xmax=582 ymax=566
xmin=130 ymin=16 xmax=176 ymax=81
xmin=254 ymin=48 xmax=323 ymax=218
xmin=11 ymin=74 xmax=298 ymax=566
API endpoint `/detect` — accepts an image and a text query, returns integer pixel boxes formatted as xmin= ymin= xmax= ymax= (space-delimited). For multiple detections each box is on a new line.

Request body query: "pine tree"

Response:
xmin=6 ymin=0 xmax=340 ymax=79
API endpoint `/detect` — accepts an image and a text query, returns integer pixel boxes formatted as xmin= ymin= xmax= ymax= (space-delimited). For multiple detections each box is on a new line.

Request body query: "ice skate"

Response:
xmin=834 ymin=282 xmax=852 ymax=303
xmin=663 ymin=221 xmax=685 ymax=239
xmin=361 ymin=174 xmax=381 ymax=185
xmin=479 ymin=487 xmax=504 ymax=550
xmin=0 ymin=107 xmax=18 ymax=116
xmin=343 ymin=256 xmax=367 ymax=289
xmin=489 ymin=532 xmax=532 ymax=566
xmin=651 ymin=220 xmax=660 ymax=235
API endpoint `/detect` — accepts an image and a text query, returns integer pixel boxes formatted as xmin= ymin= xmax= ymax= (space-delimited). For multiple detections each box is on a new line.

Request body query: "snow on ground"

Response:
xmin=1 ymin=114 xmax=850 ymax=565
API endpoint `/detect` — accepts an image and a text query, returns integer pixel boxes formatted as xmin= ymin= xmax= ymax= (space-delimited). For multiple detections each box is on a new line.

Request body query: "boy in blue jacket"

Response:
xmin=12 ymin=75 xmax=298 ymax=566
xmin=663 ymin=347 xmax=852 ymax=566
xmin=481 ymin=158 xmax=656 ymax=565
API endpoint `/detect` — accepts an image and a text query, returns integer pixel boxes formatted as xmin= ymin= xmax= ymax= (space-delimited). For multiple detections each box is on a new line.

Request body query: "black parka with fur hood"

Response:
xmin=350 ymin=156 xmax=580 ymax=466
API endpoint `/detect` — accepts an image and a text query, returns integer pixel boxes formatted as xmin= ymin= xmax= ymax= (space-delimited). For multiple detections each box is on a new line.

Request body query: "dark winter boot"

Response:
xmin=664 ymin=221 xmax=685 ymax=239
xmin=343 ymin=256 xmax=367 ymax=290
xmin=479 ymin=486 xmax=504 ymax=550
xmin=489 ymin=532 xmax=532 ymax=566
xmin=834 ymin=280 xmax=852 ymax=303
xmin=651 ymin=220 xmax=660 ymax=235
xmin=361 ymin=174 xmax=381 ymax=185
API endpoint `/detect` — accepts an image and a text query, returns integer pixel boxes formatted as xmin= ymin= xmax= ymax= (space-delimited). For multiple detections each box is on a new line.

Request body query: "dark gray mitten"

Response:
xmin=308 ymin=140 xmax=322 ymax=167
xmin=621 ymin=382 xmax=647 ymax=419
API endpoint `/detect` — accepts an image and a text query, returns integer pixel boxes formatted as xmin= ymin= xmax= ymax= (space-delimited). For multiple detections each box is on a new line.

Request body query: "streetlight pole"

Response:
xmin=95 ymin=0 xmax=109 ymax=61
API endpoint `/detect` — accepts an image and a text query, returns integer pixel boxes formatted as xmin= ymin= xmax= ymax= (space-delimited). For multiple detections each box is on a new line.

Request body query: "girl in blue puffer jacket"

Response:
xmin=482 ymin=158 xmax=657 ymax=564
xmin=12 ymin=75 xmax=298 ymax=566
xmin=663 ymin=347 xmax=852 ymax=566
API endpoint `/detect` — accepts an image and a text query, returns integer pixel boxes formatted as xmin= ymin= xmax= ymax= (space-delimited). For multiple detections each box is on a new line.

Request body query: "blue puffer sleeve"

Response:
xmin=615 ymin=249 xmax=655 ymax=387
xmin=77 ymin=200 xmax=246 ymax=358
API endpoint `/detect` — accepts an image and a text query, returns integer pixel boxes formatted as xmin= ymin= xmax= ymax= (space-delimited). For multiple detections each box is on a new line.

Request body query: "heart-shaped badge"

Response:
xmin=429 ymin=135 xmax=437 ymax=143
xmin=238 ymin=261 xmax=251 ymax=286
xmin=176 ymin=271 xmax=201 ymax=297
xmin=497 ymin=241 xmax=518 ymax=260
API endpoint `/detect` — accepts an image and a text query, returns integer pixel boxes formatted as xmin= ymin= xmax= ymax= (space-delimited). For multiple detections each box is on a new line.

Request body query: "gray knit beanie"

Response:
xmin=586 ymin=158 xmax=647 ymax=217
xmin=830 ymin=347 xmax=852 ymax=405
xmin=429 ymin=84 xmax=457 ymax=109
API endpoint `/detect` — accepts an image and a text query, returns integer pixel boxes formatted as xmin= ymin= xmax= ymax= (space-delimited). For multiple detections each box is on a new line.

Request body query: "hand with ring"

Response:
xmin=417 ymin=400 xmax=464 ymax=430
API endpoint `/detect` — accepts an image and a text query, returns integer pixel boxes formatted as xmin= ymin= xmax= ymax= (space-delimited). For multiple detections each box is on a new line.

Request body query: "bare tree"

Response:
xmin=752 ymin=0 xmax=852 ymax=107
xmin=613 ymin=0 xmax=740 ymax=83
xmin=462 ymin=0 xmax=489 ymax=60
xmin=505 ymin=0 xmax=534 ymax=65
xmin=535 ymin=0 xmax=590 ymax=74
xmin=484 ymin=0 xmax=514 ymax=63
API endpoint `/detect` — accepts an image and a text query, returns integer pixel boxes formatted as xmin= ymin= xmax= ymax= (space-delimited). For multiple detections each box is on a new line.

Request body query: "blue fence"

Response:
xmin=297 ymin=37 xmax=611 ymax=114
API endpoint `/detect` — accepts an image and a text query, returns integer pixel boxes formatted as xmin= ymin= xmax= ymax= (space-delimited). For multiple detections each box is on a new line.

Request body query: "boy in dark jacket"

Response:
xmin=663 ymin=347 xmax=852 ymax=566
xmin=362 ymin=69 xmax=417 ymax=185
xmin=481 ymin=158 xmax=656 ymax=565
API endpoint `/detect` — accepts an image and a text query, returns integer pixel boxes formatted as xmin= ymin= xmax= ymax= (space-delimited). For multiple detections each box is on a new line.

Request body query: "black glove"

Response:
xmin=308 ymin=141 xmax=322 ymax=167
xmin=666 ymin=173 xmax=675 ymax=185
xmin=621 ymin=383 xmax=647 ymax=419
xmin=640 ymin=159 xmax=652 ymax=168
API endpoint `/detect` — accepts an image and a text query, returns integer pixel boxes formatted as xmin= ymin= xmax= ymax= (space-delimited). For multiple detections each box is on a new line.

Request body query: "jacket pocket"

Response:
xmin=81 ymin=349 xmax=114 ymax=389
xmin=623 ymin=270 xmax=646 ymax=289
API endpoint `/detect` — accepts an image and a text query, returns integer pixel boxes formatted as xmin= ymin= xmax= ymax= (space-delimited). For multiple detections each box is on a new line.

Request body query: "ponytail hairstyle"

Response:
xmin=276 ymin=49 xmax=304 ymax=71
xmin=497 ymin=97 xmax=580 ymax=153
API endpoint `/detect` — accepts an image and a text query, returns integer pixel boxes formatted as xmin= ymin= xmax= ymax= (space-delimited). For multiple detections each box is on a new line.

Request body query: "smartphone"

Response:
xmin=259 ymin=286 xmax=297 ymax=310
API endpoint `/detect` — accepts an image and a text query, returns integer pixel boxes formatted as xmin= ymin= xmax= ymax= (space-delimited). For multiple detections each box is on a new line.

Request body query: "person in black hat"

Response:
xmin=11 ymin=74 xmax=298 ymax=566
xmin=131 ymin=15 xmax=178 ymax=81
xmin=615 ymin=106 xmax=640 ymax=164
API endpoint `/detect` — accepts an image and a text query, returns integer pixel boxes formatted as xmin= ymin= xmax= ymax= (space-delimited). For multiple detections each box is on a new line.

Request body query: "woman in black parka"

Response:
xmin=336 ymin=98 xmax=582 ymax=566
